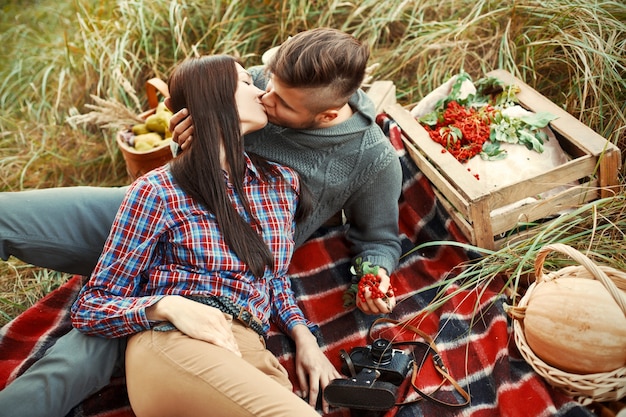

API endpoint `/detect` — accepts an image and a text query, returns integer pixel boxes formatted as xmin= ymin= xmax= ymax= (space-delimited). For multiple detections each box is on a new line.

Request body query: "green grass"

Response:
xmin=1 ymin=0 xmax=625 ymax=325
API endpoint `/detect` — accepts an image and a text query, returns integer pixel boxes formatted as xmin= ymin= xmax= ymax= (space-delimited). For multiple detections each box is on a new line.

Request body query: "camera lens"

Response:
xmin=370 ymin=338 xmax=393 ymax=364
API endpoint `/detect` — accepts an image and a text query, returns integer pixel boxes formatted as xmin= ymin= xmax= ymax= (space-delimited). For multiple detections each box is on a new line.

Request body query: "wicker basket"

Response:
xmin=117 ymin=78 xmax=173 ymax=180
xmin=509 ymin=243 xmax=626 ymax=404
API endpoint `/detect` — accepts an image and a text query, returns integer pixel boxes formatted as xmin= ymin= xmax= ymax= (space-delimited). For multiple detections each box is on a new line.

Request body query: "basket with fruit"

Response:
xmin=116 ymin=78 xmax=174 ymax=180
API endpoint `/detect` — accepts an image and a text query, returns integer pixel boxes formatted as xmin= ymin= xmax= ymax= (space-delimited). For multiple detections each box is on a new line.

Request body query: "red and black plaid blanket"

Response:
xmin=0 ymin=133 xmax=598 ymax=417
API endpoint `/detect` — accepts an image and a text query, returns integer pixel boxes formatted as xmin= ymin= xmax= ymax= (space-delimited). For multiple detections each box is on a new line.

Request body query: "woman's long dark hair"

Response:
xmin=166 ymin=55 xmax=276 ymax=278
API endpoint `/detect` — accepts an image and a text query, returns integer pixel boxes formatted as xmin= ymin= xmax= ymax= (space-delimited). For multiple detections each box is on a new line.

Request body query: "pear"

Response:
xmin=156 ymin=101 xmax=171 ymax=115
xmin=145 ymin=114 xmax=168 ymax=135
xmin=132 ymin=123 xmax=150 ymax=135
xmin=156 ymin=102 xmax=173 ymax=135
xmin=134 ymin=132 xmax=165 ymax=152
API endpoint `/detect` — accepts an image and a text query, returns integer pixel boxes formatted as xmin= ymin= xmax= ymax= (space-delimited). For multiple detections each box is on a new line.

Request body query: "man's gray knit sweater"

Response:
xmin=245 ymin=68 xmax=403 ymax=274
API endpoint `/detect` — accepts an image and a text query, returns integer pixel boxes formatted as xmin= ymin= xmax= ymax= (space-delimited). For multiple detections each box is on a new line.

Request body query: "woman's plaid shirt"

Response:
xmin=71 ymin=155 xmax=315 ymax=338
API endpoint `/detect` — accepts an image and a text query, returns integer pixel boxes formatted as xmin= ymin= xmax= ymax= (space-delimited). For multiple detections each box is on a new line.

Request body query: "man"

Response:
xmin=0 ymin=28 xmax=402 ymax=416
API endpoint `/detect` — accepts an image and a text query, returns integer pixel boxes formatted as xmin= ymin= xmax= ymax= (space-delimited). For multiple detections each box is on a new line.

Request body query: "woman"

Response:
xmin=71 ymin=55 xmax=340 ymax=417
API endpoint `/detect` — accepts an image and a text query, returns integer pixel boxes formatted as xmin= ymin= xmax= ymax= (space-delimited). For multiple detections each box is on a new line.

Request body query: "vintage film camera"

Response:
xmin=324 ymin=338 xmax=413 ymax=411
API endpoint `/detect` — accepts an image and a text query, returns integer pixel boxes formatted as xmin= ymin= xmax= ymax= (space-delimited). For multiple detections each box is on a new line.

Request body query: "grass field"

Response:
xmin=1 ymin=0 xmax=624 ymax=325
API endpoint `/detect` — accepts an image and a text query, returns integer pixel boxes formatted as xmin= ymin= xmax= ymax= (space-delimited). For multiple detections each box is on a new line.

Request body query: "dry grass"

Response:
xmin=1 ymin=0 xmax=625 ymax=325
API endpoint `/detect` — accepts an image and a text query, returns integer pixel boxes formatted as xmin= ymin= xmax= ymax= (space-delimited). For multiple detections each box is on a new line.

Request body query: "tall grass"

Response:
xmin=403 ymin=194 xmax=626 ymax=315
xmin=0 ymin=0 xmax=624 ymax=324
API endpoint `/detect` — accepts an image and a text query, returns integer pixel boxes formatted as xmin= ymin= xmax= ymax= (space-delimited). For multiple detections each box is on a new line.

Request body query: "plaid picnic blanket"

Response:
xmin=0 ymin=122 xmax=598 ymax=417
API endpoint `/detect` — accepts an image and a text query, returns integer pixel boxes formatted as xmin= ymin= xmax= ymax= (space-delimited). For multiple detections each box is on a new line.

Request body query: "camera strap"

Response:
xmin=368 ymin=317 xmax=471 ymax=409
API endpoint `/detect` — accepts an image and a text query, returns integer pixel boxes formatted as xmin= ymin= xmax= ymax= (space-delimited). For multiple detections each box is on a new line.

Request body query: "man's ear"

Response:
xmin=315 ymin=109 xmax=340 ymax=125
xmin=164 ymin=97 xmax=173 ymax=112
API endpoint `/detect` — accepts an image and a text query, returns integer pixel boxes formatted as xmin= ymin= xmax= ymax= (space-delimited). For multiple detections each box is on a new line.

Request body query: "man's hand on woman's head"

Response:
xmin=167 ymin=105 xmax=194 ymax=151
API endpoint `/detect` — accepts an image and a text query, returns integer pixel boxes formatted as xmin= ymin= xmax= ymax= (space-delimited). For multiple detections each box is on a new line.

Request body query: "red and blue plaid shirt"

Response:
xmin=71 ymin=154 xmax=315 ymax=338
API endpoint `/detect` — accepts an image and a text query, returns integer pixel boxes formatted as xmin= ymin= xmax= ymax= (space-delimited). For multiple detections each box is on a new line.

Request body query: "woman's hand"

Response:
xmin=146 ymin=295 xmax=241 ymax=356
xmin=165 ymin=98 xmax=194 ymax=151
xmin=356 ymin=268 xmax=396 ymax=315
xmin=291 ymin=325 xmax=342 ymax=414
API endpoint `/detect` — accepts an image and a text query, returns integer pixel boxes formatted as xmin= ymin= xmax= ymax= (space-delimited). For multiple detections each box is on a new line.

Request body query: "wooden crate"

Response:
xmin=366 ymin=80 xmax=397 ymax=113
xmin=378 ymin=70 xmax=622 ymax=249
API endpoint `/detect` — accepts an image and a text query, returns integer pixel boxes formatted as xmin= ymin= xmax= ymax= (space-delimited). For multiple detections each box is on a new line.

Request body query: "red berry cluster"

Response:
xmin=423 ymin=100 xmax=495 ymax=163
xmin=343 ymin=258 xmax=397 ymax=309
xmin=357 ymin=273 xmax=396 ymax=304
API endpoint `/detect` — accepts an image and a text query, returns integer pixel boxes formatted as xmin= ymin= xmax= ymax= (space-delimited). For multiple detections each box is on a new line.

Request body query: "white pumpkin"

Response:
xmin=522 ymin=277 xmax=626 ymax=374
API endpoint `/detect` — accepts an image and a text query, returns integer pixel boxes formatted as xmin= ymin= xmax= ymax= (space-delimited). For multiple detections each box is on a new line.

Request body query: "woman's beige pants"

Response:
xmin=125 ymin=317 xmax=319 ymax=417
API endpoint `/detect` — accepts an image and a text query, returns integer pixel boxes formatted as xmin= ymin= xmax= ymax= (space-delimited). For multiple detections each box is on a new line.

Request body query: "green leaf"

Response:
xmin=480 ymin=141 xmax=507 ymax=160
xmin=480 ymin=151 xmax=508 ymax=161
xmin=439 ymin=126 xmax=462 ymax=146
xmin=449 ymin=126 xmax=462 ymax=141
xmin=350 ymin=257 xmax=379 ymax=277
xmin=418 ymin=111 xmax=439 ymax=126
xmin=518 ymin=130 xmax=544 ymax=152
xmin=343 ymin=284 xmax=358 ymax=308
xmin=520 ymin=111 xmax=557 ymax=128
xmin=361 ymin=262 xmax=379 ymax=276
xmin=536 ymin=130 xmax=549 ymax=142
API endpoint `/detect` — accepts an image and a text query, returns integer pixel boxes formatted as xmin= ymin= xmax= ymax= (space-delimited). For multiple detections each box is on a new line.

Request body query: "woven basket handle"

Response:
xmin=146 ymin=78 xmax=170 ymax=109
xmin=534 ymin=243 xmax=626 ymax=315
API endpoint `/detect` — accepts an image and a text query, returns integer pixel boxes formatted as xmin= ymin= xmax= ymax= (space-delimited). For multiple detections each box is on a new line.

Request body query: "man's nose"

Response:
xmin=261 ymin=90 xmax=274 ymax=107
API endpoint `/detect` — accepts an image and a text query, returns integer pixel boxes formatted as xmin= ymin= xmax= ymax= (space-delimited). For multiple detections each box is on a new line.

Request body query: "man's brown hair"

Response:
xmin=267 ymin=28 xmax=370 ymax=111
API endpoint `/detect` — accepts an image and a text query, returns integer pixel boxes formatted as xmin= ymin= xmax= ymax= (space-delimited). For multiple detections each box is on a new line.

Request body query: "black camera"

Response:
xmin=347 ymin=338 xmax=413 ymax=385
xmin=324 ymin=339 xmax=413 ymax=411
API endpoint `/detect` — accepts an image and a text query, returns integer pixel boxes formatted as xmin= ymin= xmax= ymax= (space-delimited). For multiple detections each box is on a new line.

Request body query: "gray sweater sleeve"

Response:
xmin=342 ymin=146 xmax=403 ymax=274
